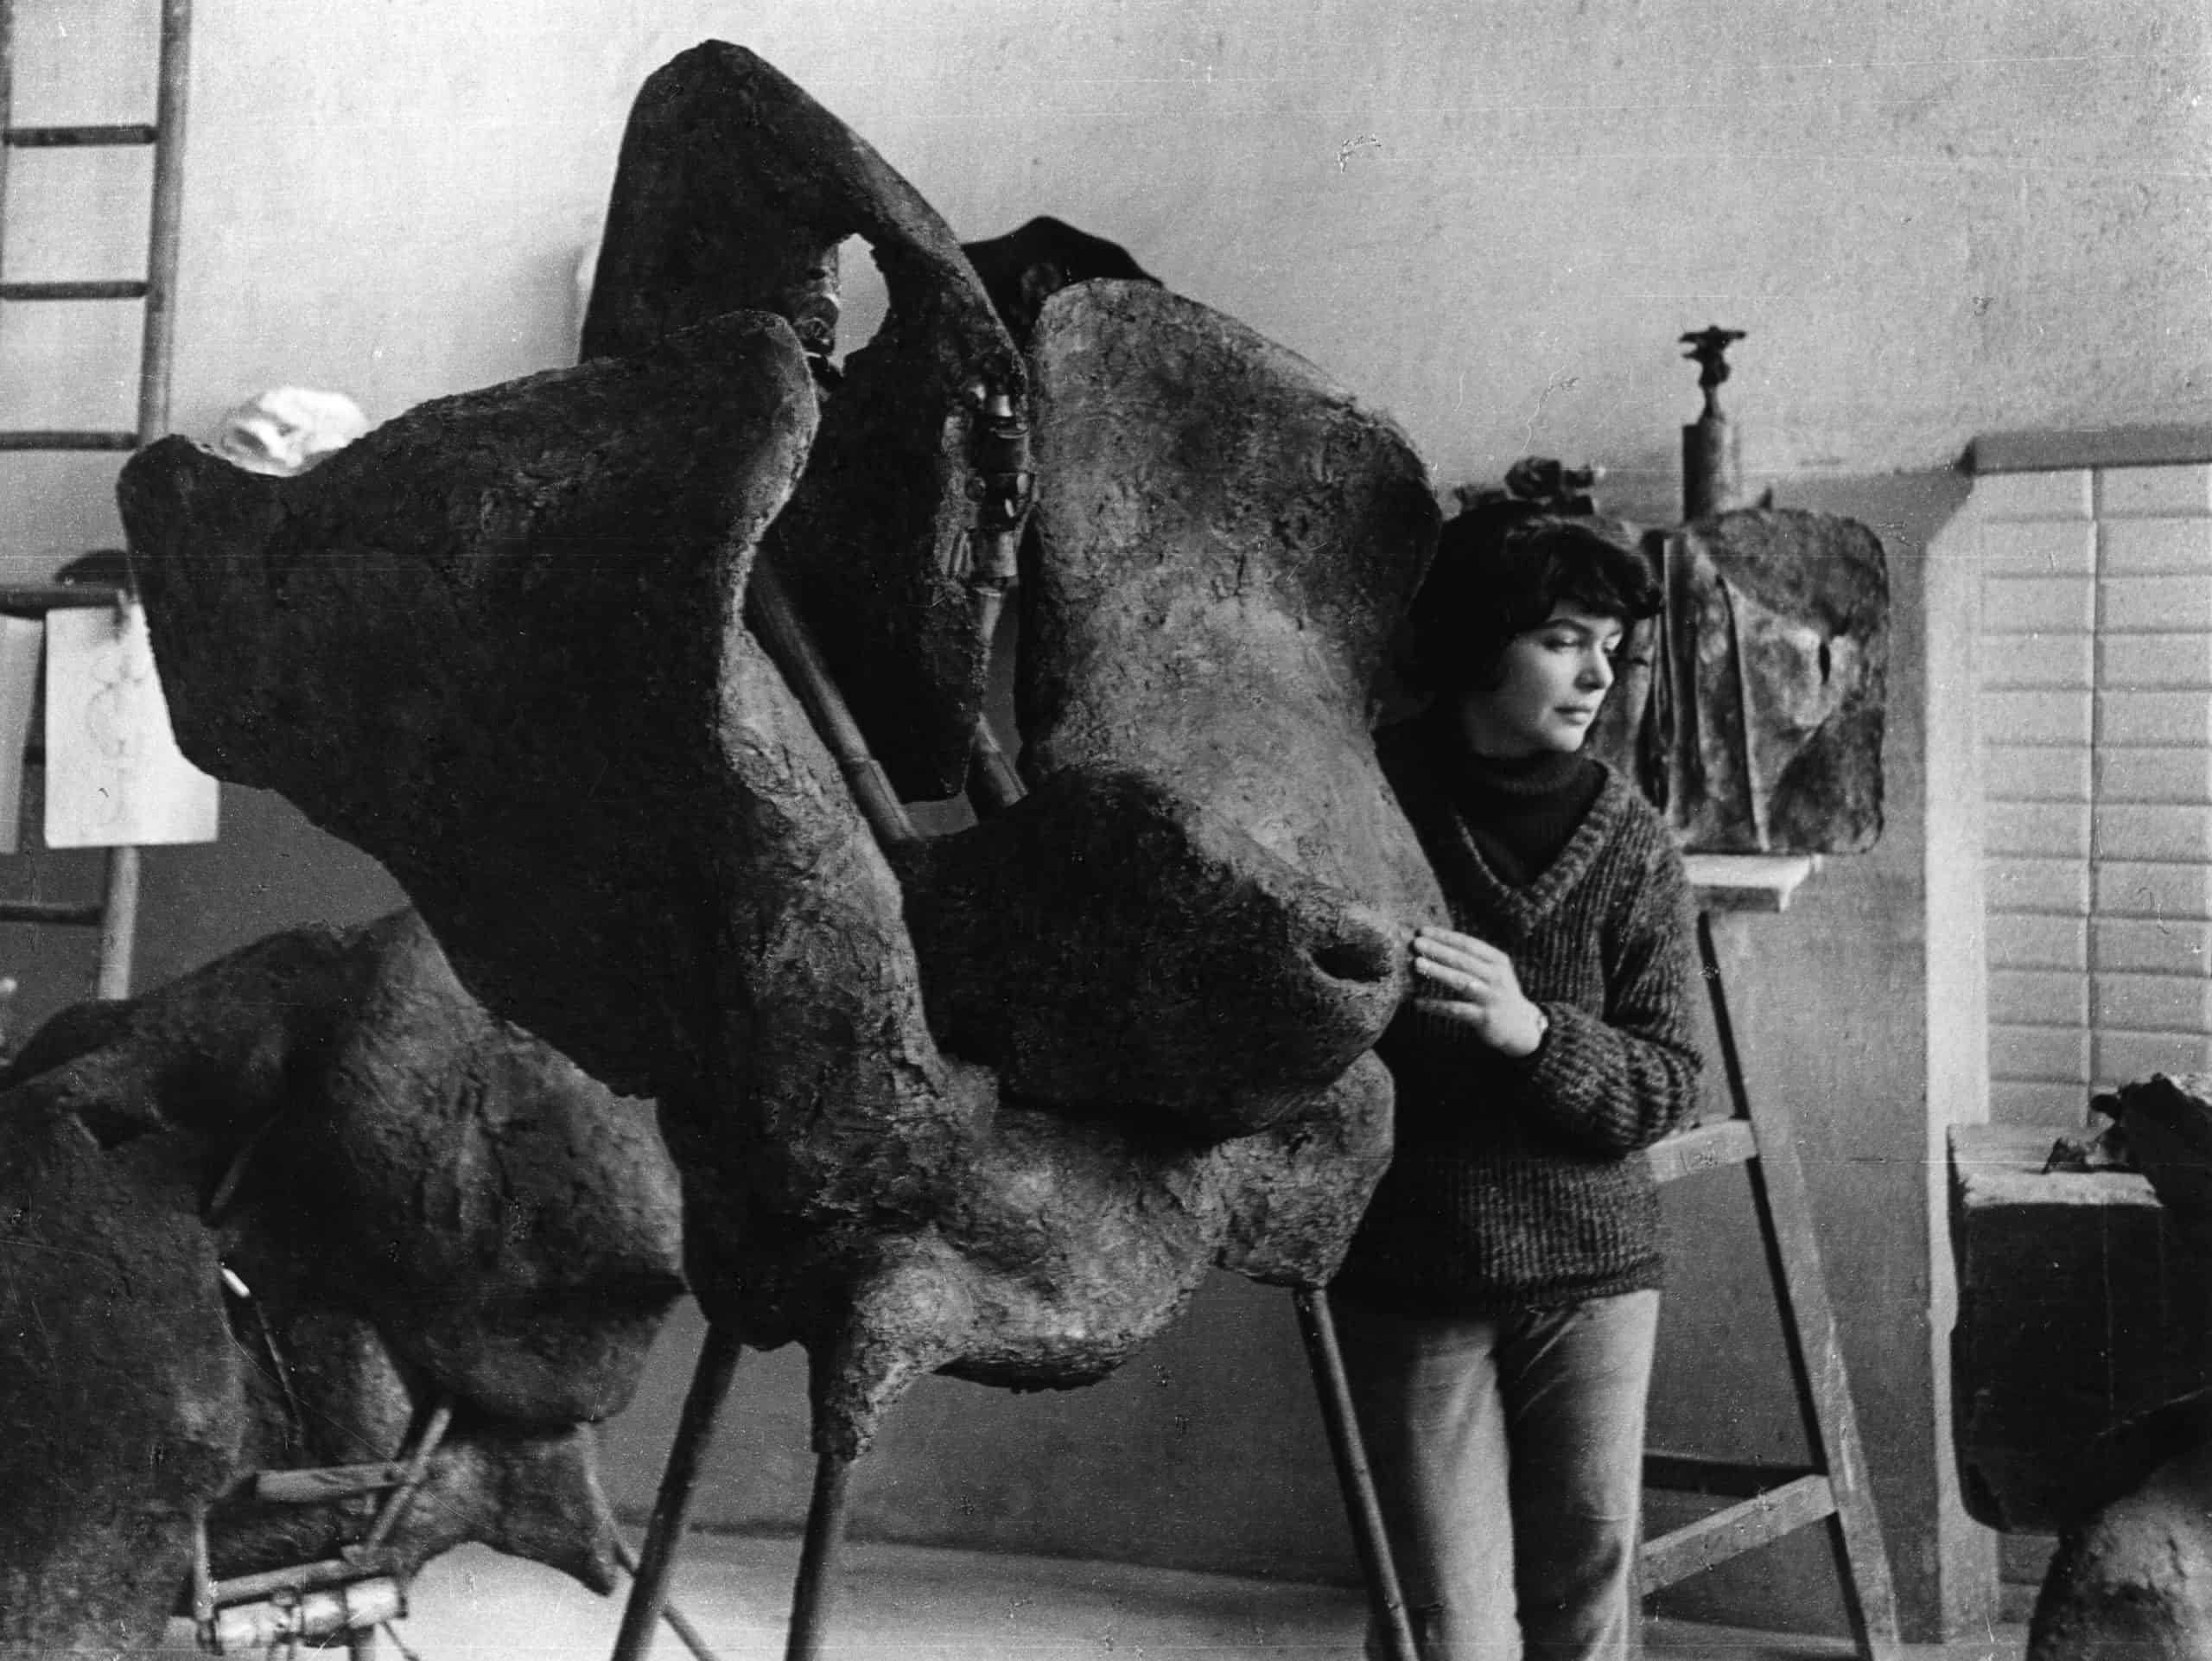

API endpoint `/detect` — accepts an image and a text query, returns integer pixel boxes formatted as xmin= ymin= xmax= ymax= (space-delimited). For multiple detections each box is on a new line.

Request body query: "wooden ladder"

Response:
xmin=1638 ymin=854 xmax=1901 ymax=1660
xmin=0 ymin=0 xmax=193 ymax=999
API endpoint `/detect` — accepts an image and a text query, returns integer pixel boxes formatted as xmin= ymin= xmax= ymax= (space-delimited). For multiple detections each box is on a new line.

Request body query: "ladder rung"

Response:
xmin=0 ymin=583 xmax=130 ymax=613
xmin=0 ymin=279 xmax=149 ymax=302
xmin=0 ymin=901 xmax=107 ymax=927
xmin=5 ymin=124 xmax=160 ymax=149
xmin=0 ymin=431 xmax=139 ymax=451
xmin=1644 ymin=1451 xmax=1819 ymax=1499
xmin=1645 ymin=1117 xmax=1757 ymax=1184
xmin=1639 ymin=1473 xmax=1837 ymax=1594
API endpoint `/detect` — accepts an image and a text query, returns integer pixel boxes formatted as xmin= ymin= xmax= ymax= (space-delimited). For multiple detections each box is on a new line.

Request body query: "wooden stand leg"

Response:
xmin=785 ymin=1448 xmax=857 ymax=1661
xmin=1699 ymin=914 xmax=1902 ymax=1661
xmin=611 ymin=1322 xmax=746 ymax=1661
xmin=1294 ymin=1288 xmax=1421 ymax=1661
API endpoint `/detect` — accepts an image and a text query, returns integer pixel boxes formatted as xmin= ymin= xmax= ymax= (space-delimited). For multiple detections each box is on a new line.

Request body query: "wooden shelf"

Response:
xmin=1686 ymin=853 xmax=1821 ymax=913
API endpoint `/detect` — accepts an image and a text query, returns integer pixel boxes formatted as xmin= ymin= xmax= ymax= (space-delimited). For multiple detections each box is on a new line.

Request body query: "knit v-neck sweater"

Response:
xmin=1448 ymin=735 xmax=1606 ymax=887
xmin=1332 ymin=718 xmax=1705 ymax=1315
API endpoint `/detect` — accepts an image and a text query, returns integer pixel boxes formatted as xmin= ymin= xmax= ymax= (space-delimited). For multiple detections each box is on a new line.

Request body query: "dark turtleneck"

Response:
xmin=1427 ymin=709 xmax=1605 ymax=886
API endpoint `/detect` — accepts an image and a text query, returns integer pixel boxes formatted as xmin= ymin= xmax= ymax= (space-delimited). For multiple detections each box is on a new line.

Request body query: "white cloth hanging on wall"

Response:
xmin=43 ymin=599 xmax=219 ymax=848
xmin=0 ymin=616 xmax=43 ymax=854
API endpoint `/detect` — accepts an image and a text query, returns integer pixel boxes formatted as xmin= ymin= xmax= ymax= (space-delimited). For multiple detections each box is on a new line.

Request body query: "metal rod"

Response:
xmin=210 ymin=1556 xmax=368 ymax=1607
xmin=358 ymin=1396 xmax=454 ymax=1556
xmin=137 ymin=0 xmax=192 ymax=446
xmin=743 ymin=560 xmax=918 ymax=849
xmin=613 ymin=1537 xmax=728 ymax=1661
xmin=610 ymin=1321 xmax=746 ymax=1661
xmin=256 ymin=1458 xmax=441 ymax=1507
xmin=1294 ymin=1288 xmax=1421 ymax=1661
xmin=189 ymin=1504 xmax=216 ymax=1630
xmin=965 ymin=717 xmax=1024 ymax=818
xmin=784 ymin=1448 xmax=855 ymax=1661
xmin=205 ymin=1113 xmax=282 ymax=1224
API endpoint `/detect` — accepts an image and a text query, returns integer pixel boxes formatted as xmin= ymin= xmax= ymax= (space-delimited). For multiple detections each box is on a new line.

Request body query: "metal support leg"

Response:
xmin=611 ymin=1322 xmax=745 ymax=1661
xmin=613 ymin=1537 xmax=727 ymax=1661
xmin=1295 ymin=1288 xmax=1421 ymax=1661
xmin=784 ymin=1449 xmax=856 ymax=1661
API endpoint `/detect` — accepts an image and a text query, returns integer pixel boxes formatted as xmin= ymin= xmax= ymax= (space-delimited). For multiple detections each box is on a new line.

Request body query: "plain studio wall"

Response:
xmin=1 ymin=0 xmax=2205 ymax=1641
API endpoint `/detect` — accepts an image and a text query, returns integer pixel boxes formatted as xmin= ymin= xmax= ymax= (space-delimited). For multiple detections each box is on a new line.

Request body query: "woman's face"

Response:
xmin=1455 ymin=602 xmax=1624 ymax=758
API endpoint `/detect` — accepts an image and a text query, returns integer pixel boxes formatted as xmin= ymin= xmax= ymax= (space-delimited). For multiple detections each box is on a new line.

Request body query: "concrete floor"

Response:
xmin=273 ymin=1535 xmax=2031 ymax=1661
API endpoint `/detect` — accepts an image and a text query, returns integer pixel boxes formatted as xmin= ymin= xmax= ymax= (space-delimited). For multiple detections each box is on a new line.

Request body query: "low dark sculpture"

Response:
xmin=0 ymin=910 xmax=683 ymax=1650
xmin=960 ymin=215 xmax=1160 ymax=347
xmin=2023 ymin=1074 xmax=2212 ymax=1661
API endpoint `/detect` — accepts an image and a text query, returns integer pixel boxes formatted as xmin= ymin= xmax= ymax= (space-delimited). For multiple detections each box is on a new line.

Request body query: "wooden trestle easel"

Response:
xmin=1636 ymin=855 xmax=1901 ymax=1661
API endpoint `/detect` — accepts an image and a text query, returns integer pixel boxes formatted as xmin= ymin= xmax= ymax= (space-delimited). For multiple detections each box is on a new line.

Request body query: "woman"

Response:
xmin=1334 ymin=511 xmax=1705 ymax=1661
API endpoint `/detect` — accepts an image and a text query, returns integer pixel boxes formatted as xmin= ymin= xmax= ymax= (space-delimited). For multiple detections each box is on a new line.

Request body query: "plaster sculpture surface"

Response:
xmin=896 ymin=279 xmax=1444 ymax=1136
xmin=1650 ymin=507 xmax=1888 ymax=855
xmin=0 ymin=910 xmax=683 ymax=1651
xmin=584 ymin=41 xmax=1026 ymax=801
xmin=121 ymin=310 xmax=820 ymax=1103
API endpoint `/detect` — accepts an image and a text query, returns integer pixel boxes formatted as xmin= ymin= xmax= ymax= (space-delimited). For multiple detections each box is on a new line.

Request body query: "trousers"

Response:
xmin=1337 ymin=1289 xmax=1661 ymax=1661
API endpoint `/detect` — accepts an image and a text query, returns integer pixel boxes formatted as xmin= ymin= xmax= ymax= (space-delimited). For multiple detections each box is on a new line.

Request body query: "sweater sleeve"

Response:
xmin=1513 ymin=831 xmax=1704 ymax=1155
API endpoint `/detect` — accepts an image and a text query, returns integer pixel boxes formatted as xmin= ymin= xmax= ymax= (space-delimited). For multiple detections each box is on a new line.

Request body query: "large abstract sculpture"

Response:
xmin=119 ymin=295 xmax=1427 ymax=1444
xmin=115 ymin=45 xmax=1442 ymax=1656
xmin=0 ymin=911 xmax=683 ymax=1651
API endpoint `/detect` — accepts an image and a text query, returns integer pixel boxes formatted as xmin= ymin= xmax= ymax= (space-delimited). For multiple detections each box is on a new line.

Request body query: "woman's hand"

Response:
xmin=1410 ymin=926 xmax=1548 ymax=1058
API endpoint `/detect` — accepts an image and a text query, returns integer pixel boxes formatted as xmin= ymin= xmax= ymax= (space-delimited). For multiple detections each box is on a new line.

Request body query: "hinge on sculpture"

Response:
xmin=966 ymin=385 xmax=1033 ymax=588
xmin=953 ymin=383 xmax=1033 ymax=692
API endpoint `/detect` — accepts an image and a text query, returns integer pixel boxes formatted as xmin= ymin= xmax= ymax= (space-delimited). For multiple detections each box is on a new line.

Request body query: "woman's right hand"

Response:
xmin=1410 ymin=926 xmax=1548 ymax=1059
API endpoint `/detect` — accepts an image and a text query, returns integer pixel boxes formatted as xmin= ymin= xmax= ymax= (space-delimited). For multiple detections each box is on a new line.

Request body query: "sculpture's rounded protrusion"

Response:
xmin=2031 ymin=1437 xmax=2212 ymax=1661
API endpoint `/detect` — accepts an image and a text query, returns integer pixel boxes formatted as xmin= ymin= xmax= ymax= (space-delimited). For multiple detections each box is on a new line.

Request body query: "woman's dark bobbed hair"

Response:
xmin=1406 ymin=505 xmax=1662 ymax=696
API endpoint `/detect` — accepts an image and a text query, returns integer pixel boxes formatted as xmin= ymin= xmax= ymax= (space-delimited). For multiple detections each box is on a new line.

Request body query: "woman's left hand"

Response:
xmin=1410 ymin=926 xmax=1548 ymax=1058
